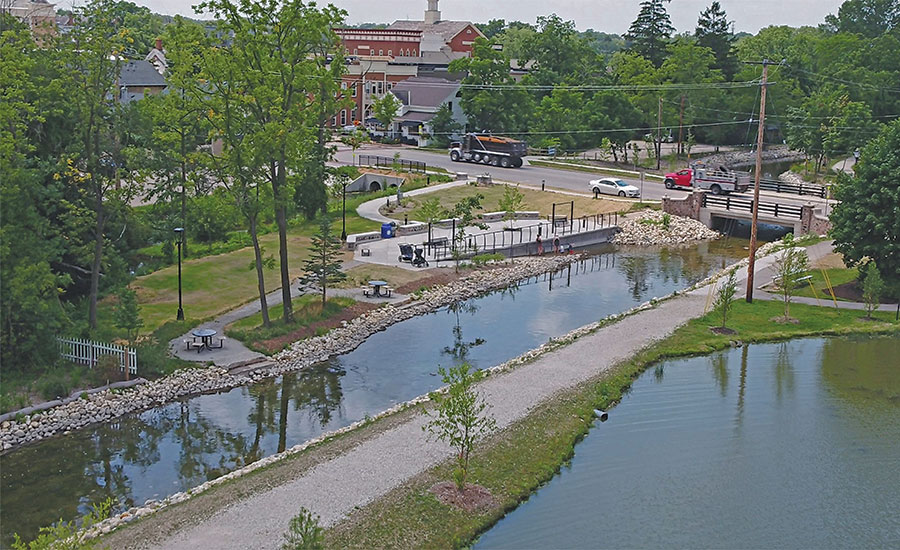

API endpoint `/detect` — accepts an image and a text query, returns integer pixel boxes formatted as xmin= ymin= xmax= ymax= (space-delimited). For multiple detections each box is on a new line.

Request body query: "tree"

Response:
xmin=422 ymin=363 xmax=496 ymax=490
xmin=113 ymin=287 xmax=143 ymax=344
xmin=449 ymin=194 xmax=486 ymax=271
xmin=824 ymin=0 xmax=900 ymax=37
xmin=831 ymin=120 xmax=900 ymax=295
xmin=302 ymin=215 xmax=346 ymax=307
xmin=861 ymin=260 xmax=885 ymax=319
xmin=478 ymin=19 xmax=506 ymax=39
xmin=772 ymin=235 xmax=810 ymax=320
xmin=371 ymin=93 xmax=401 ymax=138
xmin=498 ymin=185 xmax=525 ymax=229
xmin=625 ymin=0 xmax=675 ymax=67
xmin=695 ymin=2 xmax=738 ymax=79
xmin=429 ymin=103 xmax=462 ymax=147
xmin=339 ymin=127 xmax=369 ymax=163
xmin=197 ymin=0 xmax=348 ymax=324
xmin=712 ymin=269 xmax=738 ymax=330
xmin=281 ymin=507 xmax=324 ymax=550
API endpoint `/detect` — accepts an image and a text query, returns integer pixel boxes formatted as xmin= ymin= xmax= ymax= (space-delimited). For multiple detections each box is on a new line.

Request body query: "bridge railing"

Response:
xmin=357 ymin=154 xmax=426 ymax=173
xmin=750 ymin=178 xmax=826 ymax=198
xmin=702 ymin=194 xmax=803 ymax=220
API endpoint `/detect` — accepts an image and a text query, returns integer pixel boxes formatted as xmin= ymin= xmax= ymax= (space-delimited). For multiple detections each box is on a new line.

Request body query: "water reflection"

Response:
xmin=709 ymin=352 xmax=729 ymax=396
xmin=1 ymin=242 xmax=749 ymax=545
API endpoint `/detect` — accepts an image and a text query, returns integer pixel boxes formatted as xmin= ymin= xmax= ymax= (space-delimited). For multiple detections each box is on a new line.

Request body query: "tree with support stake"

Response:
xmin=302 ymin=215 xmax=346 ymax=307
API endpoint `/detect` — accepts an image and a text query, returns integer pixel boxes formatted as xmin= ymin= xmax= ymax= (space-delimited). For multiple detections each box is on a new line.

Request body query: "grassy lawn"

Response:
xmin=793 ymin=266 xmax=859 ymax=301
xmin=338 ymin=264 xmax=441 ymax=290
xmin=324 ymin=299 xmax=898 ymax=549
xmin=383 ymin=184 xmax=629 ymax=224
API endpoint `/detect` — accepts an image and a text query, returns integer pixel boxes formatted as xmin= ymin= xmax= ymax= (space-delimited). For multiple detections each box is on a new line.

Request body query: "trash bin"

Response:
xmin=381 ymin=223 xmax=394 ymax=238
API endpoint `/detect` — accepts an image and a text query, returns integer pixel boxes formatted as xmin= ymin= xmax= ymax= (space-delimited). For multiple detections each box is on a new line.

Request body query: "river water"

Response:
xmin=0 ymin=242 xmax=748 ymax=544
xmin=475 ymin=335 xmax=900 ymax=549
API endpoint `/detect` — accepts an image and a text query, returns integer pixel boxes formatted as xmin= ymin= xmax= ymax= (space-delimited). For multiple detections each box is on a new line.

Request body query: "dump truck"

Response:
xmin=449 ymin=133 xmax=526 ymax=168
xmin=663 ymin=163 xmax=751 ymax=195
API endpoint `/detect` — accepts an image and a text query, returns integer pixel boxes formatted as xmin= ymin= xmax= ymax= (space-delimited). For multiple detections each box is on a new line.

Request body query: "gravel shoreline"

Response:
xmin=0 ymin=256 xmax=576 ymax=452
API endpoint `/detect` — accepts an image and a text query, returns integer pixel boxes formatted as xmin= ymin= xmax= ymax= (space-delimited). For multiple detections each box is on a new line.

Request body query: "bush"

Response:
xmin=282 ymin=508 xmax=324 ymax=550
xmin=187 ymin=189 xmax=242 ymax=243
xmin=471 ymin=253 xmax=505 ymax=266
xmin=91 ymin=355 xmax=123 ymax=386
xmin=36 ymin=371 xmax=72 ymax=400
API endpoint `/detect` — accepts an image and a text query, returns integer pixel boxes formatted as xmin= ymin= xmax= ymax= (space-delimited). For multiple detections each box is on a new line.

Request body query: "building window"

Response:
xmin=377 ymin=81 xmax=383 ymax=94
xmin=332 ymin=115 xmax=337 ymax=126
xmin=448 ymin=101 xmax=452 ymax=111
xmin=412 ymin=50 xmax=417 ymax=56
xmin=341 ymin=81 xmax=347 ymax=90
xmin=352 ymin=84 xmax=357 ymax=97
xmin=466 ymin=28 xmax=472 ymax=34
xmin=388 ymin=50 xmax=392 ymax=56
xmin=354 ymin=48 xmax=358 ymax=55
xmin=340 ymin=110 xmax=347 ymax=125
xmin=406 ymin=49 xmax=410 ymax=56
xmin=379 ymin=49 xmax=383 ymax=56
xmin=351 ymin=108 xmax=357 ymax=121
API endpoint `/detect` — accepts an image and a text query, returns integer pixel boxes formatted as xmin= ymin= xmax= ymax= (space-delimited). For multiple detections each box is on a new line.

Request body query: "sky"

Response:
xmin=88 ymin=0 xmax=846 ymax=35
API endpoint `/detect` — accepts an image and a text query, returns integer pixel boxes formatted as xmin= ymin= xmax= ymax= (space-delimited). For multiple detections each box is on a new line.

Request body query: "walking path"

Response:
xmin=133 ymin=247 xmax=792 ymax=549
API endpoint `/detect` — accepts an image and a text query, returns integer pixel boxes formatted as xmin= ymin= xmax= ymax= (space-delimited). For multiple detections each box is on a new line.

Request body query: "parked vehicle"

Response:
xmin=449 ymin=133 xmax=526 ymax=168
xmin=663 ymin=163 xmax=750 ymax=195
xmin=589 ymin=177 xmax=640 ymax=198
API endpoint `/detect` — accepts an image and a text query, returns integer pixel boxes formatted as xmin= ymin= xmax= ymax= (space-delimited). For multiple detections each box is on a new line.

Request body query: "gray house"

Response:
xmin=389 ymin=76 xmax=466 ymax=146
xmin=117 ymin=60 xmax=167 ymax=104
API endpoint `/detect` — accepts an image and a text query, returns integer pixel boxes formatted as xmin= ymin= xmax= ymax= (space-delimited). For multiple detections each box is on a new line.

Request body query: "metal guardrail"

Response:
xmin=429 ymin=212 xmax=618 ymax=261
xmin=752 ymin=177 xmax=826 ymax=198
xmin=357 ymin=154 xmax=426 ymax=173
xmin=702 ymin=194 xmax=802 ymax=220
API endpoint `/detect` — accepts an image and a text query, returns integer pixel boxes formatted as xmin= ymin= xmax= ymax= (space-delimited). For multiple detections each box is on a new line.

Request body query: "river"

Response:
xmin=475 ymin=335 xmax=900 ymax=549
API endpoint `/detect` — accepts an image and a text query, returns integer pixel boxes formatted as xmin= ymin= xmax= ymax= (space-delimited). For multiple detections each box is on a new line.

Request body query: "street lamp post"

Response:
xmin=341 ymin=182 xmax=348 ymax=241
xmin=174 ymin=227 xmax=185 ymax=321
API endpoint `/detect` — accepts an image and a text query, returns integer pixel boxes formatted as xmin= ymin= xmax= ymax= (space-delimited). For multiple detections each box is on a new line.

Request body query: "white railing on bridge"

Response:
xmin=57 ymin=337 xmax=138 ymax=375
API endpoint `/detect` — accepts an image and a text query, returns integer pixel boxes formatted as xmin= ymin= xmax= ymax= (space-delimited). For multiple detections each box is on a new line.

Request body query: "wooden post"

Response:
xmin=656 ymin=97 xmax=663 ymax=170
xmin=746 ymin=60 xmax=769 ymax=303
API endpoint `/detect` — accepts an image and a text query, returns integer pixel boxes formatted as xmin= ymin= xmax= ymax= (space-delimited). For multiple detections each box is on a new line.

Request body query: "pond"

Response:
xmin=0 ymin=242 xmax=748 ymax=545
xmin=475 ymin=335 xmax=900 ymax=549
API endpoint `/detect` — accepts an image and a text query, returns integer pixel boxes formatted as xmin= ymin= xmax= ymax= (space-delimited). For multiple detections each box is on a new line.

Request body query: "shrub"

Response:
xmin=282 ymin=508 xmax=324 ymax=550
xmin=92 ymin=355 xmax=122 ymax=386
xmin=862 ymin=260 xmax=885 ymax=319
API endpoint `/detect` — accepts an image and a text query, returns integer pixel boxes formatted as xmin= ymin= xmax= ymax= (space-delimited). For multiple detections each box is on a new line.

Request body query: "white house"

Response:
xmin=389 ymin=76 xmax=466 ymax=146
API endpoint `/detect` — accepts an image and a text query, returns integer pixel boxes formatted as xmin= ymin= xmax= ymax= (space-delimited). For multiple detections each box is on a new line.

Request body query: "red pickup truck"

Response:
xmin=663 ymin=165 xmax=750 ymax=195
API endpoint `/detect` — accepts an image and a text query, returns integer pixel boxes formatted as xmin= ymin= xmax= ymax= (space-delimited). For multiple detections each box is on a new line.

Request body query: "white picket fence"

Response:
xmin=57 ymin=337 xmax=138 ymax=375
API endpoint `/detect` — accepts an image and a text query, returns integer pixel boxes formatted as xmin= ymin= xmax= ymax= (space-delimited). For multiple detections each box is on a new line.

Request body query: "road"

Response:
xmin=334 ymin=144 xmax=828 ymax=208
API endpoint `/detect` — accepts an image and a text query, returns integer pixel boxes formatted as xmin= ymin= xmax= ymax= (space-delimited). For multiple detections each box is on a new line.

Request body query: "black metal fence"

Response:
xmin=703 ymin=194 xmax=803 ymax=220
xmin=751 ymin=177 xmax=826 ymax=198
xmin=357 ymin=155 xmax=426 ymax=173
xmin=429 ymin=212 xmax=619 ymax=261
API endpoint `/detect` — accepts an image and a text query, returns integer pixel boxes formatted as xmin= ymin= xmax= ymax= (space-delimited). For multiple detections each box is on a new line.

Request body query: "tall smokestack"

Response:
xmin=424 ymin=0 xmax=440 ymax=24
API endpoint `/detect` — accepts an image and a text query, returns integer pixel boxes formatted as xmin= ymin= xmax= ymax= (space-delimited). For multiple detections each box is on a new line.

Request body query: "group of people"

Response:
xmin=535 ymin=235 xmax=571 ymax=255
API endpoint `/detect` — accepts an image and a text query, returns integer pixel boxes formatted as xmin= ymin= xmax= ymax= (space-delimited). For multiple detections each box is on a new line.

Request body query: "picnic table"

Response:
xmin=191 ymin=328 xmax=220 ymax=352
xmin=367 ymin=280 xmax=392 ymax=297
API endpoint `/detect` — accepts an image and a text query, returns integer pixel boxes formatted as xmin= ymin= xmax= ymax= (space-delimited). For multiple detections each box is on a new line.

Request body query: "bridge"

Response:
xmin=662 ymin=190 xmax=831 ymax=235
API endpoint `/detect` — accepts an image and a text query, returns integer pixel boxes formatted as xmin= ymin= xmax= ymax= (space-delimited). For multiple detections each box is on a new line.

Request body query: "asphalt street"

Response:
xmin=334 ymin=144 xmax=829 ymax=208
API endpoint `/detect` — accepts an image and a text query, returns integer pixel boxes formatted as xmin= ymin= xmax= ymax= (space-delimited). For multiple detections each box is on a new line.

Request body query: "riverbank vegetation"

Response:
xmin=323 ymin=299 xmax=898 ymax=549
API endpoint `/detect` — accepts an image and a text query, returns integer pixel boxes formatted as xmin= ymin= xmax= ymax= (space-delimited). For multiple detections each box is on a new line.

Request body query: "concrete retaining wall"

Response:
xmin=662 ymin=190 xmax=704 ymax=219
xmin=346 ymin=173 xmax=405 ymax=193
xmin=494 ymin=226 xmax=619 ymax=258
xmin=346 ymin=231 xmax=382 ymax=250
xmin=396 ymin=223 xmax=427 ymax=236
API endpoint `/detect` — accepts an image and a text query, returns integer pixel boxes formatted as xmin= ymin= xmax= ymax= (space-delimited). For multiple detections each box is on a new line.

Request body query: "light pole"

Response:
xmin=340 ymin=182 xmax=348 ymax=241
xmin=174 ymin=227 xmax=185 ymax=321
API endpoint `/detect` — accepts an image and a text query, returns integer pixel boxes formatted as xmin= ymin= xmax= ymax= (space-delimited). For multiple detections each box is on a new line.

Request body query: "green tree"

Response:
xmin=422 ymin=363 xmax=496 ymax=490
xmin=712 ymin=269 xmax=738 ymax=330
xmin=518 ymin=14 xmax=599 ymax=86
xmin=197 ymin=0 xmax=348 ymax=323
xmin=113 ymin=287 xmax=143 ymax=344
xmin=12 ymin=498 xmax=112 ymax=550
xmin=302 ymin=215 xmax=346 ymax=307
xmin=429 ymin=103 xmax=462 ymax=147
xmin=498 ymin=184 xmax=525 ymax=229
xmin=861 ymin=260 xmax=885 ymax=319
xmin=449 ymin=38 xmax=533 ymax=133
xmin=281 ymin=507 xmax=324 ymax=550
xmin=371 ymin=93 xmax=401 ymax=138
xmin=478 ymin=19 xmax=506 ymax=39
xmin=830 ymin=120 xmax=900 ymax=292
xmin=339 ymin=127 xmax=369 ymax=163
xmin=695 ymin=1 xmax=738 ymax=79
xmin=625 ymin=0 xmax=675 ymax=67
xmin=772 ymin=235 xmax=810 ymax=320
xmin=449 ymin=194 xmax=486 ymax=271
xmin=824 ymin=0 xmax=900 ymax=37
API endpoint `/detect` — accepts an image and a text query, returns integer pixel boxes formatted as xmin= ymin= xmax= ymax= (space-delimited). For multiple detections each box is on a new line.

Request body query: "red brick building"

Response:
xmin=334 ymin=28 xmax=423 ymax=58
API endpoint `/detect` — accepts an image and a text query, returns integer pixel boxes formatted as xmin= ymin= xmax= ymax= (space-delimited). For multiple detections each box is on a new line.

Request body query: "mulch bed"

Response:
xmin=429 ymin=481 xmax=495 ymax=513
xmin=394 ymin=269 xmax=467 ymax=295
xmin=254 ymin=302 xmax=380 ymax=354
xmin=831 ymin=281 xmax=864 ymax=302
xmin=709 ymin=326 xmax=737 ymax=335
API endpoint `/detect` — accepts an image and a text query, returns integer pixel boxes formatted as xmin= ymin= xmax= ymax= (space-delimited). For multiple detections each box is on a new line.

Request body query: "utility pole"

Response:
xmin=677 ymin=95 xmax=686 ymax=156
xmin=746 ymin=60 xmax=770 ymax=303
xmin=656 ymin=96 xmax=662 ymax=170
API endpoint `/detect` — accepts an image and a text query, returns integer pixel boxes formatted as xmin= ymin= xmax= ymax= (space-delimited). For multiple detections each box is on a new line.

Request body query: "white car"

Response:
xmin=589 ymin=177 xmax=640 ymax=198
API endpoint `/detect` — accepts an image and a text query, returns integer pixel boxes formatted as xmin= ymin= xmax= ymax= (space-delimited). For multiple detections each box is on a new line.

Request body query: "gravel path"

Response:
xmin=150 ymin=291 xmax=709 ymax=549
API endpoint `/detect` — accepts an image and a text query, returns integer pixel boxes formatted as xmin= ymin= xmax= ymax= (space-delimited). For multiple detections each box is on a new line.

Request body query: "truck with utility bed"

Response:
xmin=664 ymin=163 xmax=750 ymax=195
xmin=449 ymin=133 xmax=526 ymax=168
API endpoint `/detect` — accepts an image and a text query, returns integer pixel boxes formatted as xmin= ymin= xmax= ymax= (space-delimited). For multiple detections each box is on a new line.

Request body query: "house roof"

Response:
xmin=396 ymin=111 xmax=435 ymax=125
xmin=119 ymin=60 xmax=167 ymax=88
xmin=388 ymin=20 xmax=479 ymax=43
xmin=390 ymin=76 xmax=459 ymax=109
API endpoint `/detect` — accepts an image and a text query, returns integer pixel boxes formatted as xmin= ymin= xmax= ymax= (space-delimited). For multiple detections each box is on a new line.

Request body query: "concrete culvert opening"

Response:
xmin=369 ymin=182 xmax=382 ymax=192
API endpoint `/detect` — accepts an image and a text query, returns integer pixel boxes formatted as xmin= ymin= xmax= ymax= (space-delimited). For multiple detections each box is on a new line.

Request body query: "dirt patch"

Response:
xmin=254 ymin=302 xmax=380 ymax=354
xmin=832 ymin=280 xmax=864 ymax=302
xmin=709 ymin=326 xmax=737 ymax=335
xmin=429 ymin=481 xmax=495 ymax=513
xmin=394 ymin=269 xmax=466 ymax=295
xmin=812 ymin=252 xmax=846 ymax=270
xmin=770 ymin=316 xmax=800 ymax=324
